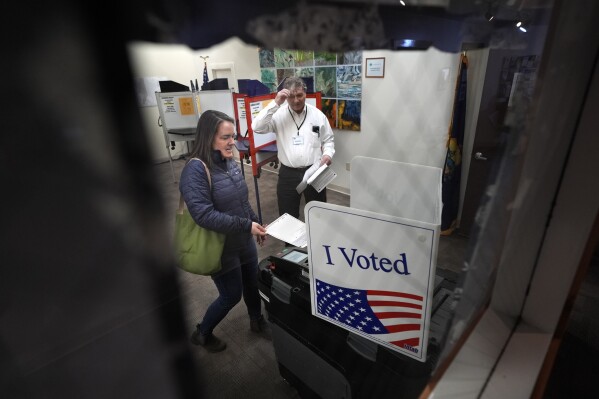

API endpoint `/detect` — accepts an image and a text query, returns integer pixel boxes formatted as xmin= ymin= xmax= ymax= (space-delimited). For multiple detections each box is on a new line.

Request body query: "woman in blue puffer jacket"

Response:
xmin=179 ymin=110 xmax=269 ymax=352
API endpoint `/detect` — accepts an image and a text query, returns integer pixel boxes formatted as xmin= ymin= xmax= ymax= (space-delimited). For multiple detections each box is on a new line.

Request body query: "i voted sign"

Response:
xmin=306 ymin=202 xmax=439 ymax=362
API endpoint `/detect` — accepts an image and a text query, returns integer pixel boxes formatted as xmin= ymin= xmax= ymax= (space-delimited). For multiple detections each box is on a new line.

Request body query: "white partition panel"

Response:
xmin=350 ymin=156 xmax=442 ymax=225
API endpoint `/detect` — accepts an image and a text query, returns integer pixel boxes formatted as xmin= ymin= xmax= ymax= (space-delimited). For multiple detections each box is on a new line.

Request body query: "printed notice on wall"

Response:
xmin=366 ymin=58 xmax=385 ymax=78
xmin=249 ymin=100 xmax=272 ymax=118
xmin=162 ymin=97 xmax=176 ymax=113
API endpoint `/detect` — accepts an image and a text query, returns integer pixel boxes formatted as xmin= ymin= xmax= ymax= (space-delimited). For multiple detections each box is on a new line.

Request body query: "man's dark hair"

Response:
xmin=284 ymin=76 xmax=307 ymax=92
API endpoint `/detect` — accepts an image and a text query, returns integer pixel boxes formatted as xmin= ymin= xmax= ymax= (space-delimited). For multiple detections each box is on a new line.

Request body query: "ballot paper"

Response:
xmin=265 ymin=213 xmax=307 ymax=248
xmin=296 ymin=162 xmax=337 ymax=194
xmin=307 ymin=164 xmax=337 ymax=193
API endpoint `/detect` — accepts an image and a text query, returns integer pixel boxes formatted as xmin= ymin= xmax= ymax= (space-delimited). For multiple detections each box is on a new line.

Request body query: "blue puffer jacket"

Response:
xmin=179 ymin=152 xmax=259 ymax=252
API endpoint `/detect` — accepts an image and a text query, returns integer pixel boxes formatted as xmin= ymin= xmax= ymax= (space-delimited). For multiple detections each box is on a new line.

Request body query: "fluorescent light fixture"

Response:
xmin=393 ymin=39 xmax=432 ymax=50
xmin=399 ymin=0 xmax=406 ymax=6
xmin=516 ymin=17 xmax=527 ymax=32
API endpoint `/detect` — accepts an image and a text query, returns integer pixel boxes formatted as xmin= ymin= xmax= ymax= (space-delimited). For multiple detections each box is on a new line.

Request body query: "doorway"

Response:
xmin=459 ymin=49 xmax=543 ymax=237
xmin=210 ymin=62 xmax=237 ymax=91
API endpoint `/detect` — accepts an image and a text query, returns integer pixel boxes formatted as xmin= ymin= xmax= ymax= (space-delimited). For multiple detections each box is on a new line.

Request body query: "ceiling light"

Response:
xmin=399 ymin=0 xmax=406 ymax=6
xmin=515 ymin=16 xmax=528 ymax=33
xmin=485 ymin=12 xmax=494 ymax=21
xmin=393 ymin=39 xmax=432 ymax=50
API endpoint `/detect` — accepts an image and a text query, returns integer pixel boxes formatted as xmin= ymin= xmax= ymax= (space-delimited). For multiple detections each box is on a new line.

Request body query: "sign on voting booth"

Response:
xmin=306 ymin=157 xmax=442 ymax=362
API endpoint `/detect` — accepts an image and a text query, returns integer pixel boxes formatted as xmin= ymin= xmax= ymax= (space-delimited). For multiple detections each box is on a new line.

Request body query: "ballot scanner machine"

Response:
xmin=257 ymin=157 xmax=457 ymax=399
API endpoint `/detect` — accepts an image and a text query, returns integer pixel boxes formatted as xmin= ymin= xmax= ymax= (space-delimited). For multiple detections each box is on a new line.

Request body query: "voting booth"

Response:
xmin=155 ymin=89 xmax=235 ymax=182
xmin=239 ymin=92 xmax=322 ymax=178
xmin=235 ymin=92 xmax=322 ymax=223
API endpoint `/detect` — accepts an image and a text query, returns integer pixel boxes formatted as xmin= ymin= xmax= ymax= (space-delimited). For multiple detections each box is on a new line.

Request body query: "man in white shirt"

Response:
xmin=252 ymin=77 xmax=335 ymax=220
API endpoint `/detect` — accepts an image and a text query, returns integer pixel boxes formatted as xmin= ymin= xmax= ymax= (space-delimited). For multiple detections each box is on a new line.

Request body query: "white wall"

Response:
xmin=336 ymin=48 xmax=459 ymax=192
xmin=127 ymin=39 xmax=477 ymax=196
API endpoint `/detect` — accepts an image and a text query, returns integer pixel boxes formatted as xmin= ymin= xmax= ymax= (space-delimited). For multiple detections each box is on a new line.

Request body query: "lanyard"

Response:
xmin=288 ymin=107 xmax=308 ymax=135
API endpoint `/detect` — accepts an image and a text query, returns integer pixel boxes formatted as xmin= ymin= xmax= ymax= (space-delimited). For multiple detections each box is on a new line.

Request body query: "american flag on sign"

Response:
xmin=315 ymin=279 xmax=423 ymax=349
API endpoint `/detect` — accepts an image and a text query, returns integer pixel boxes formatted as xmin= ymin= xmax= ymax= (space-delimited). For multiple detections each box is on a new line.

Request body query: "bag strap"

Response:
xmin=177 ymin=158 xmax=211 ymax=214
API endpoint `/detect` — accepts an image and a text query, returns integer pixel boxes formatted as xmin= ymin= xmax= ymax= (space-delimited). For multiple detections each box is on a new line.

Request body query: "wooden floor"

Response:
xmin=155 ymin=157 xmax=469 ymax=398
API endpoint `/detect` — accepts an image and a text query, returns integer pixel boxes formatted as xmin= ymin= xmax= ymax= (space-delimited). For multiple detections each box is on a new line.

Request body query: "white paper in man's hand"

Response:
xmin=306 ymin=164 xmax=337 ymax=193
xmin=295 ymin=162 xmax=322 ymax=194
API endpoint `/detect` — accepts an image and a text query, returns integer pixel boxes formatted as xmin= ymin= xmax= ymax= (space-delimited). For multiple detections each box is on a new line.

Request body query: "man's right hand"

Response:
xmin=275 ymin=89 xmax=290 ymax=105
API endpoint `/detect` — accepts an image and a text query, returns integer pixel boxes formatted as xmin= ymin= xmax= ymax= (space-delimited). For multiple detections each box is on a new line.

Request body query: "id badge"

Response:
xmin=293 ymin=136 xmax=304 ymax=145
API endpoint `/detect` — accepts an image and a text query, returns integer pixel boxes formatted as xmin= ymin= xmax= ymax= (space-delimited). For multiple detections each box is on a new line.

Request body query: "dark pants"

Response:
xmin=277 ymin=164 xmax=327 ymax=219
xmin=199 ymin=237 xmax=261 ymax=335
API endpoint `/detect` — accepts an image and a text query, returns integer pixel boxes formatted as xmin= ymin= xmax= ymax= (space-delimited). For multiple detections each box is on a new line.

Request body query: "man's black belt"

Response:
xmin=281 ymin=164 xmax=311 ymax=172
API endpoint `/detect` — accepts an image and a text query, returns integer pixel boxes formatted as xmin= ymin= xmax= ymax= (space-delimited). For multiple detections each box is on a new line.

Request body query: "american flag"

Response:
xmin=203 ymin=62 xmax=209 ymax=85
xmin=315 ymin=279 xmax=423 ymax=349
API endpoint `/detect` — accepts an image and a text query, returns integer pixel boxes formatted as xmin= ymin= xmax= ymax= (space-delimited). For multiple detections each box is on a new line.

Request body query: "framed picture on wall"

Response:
xmin=365 ymin=57 xmax=385 ymax=78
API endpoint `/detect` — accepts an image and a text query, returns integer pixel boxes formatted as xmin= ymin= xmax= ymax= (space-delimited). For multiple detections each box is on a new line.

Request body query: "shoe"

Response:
xmin=190 ymin=326 xmax=227 ymax=352
xmin=250 ymin=316 xmax=272 ymax=340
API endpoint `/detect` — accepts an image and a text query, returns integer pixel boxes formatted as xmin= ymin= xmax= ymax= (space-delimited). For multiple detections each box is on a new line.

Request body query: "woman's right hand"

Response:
xmin=251 ymin=222 xmax=267 ymax=237
xmin=252 ymin=222 xmax=267 ymax=247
